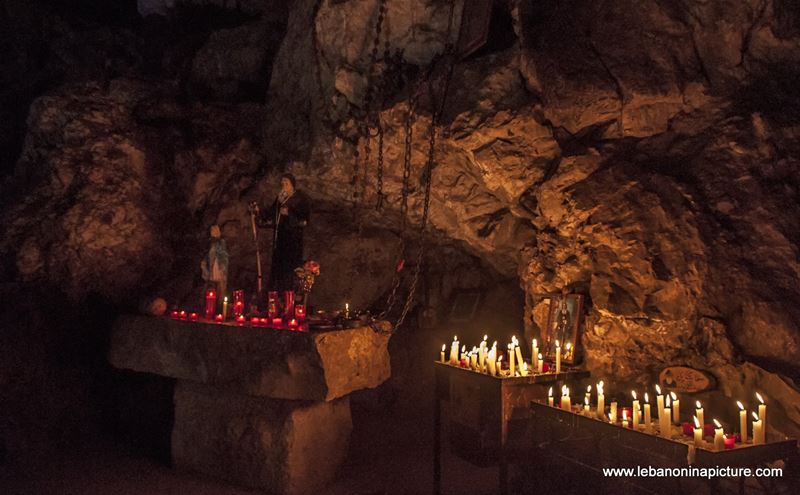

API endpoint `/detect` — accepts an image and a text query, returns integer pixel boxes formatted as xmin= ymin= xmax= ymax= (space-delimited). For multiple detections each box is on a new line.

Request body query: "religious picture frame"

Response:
xmin=544 ymin=294 xmax=584 ymax=365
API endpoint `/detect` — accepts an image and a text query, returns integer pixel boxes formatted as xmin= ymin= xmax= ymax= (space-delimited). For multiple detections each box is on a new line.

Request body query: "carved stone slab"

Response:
xmin=659 ymin=366 xmax=716 ymax=393
xmin=108 ymin=315 xmax=392 ymax=401
xmin=172 ymin=381 xmax=351 ymax=495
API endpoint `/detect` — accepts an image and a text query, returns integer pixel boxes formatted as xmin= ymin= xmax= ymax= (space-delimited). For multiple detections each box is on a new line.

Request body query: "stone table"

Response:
xmin=109 ymin=315 xmax=392 ymax=494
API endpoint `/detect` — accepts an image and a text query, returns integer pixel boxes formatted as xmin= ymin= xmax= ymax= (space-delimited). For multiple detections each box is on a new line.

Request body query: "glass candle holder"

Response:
xmin=233 ymin=290 xmax=245 ymax=317
xmin=283 ymin=291 xmax=295 ymax=318
xmin=267 ymin=291 xmax=279 ymax=318
xmin=295 ymin=304 xmax=306 ymax=321
xmin=204 ymin=289 xmax=217 ymax=320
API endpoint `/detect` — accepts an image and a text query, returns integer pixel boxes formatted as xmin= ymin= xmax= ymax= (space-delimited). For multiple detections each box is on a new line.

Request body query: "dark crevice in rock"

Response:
xmin=586 ymin=39 xmax=624 ymax=135
xmin=738 ymin=0 xmax=770 ymax=67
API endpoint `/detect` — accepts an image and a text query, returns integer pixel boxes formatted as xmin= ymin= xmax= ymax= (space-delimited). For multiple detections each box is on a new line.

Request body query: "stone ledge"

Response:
xmin=108 ymin=314 xmax=391 ymax=401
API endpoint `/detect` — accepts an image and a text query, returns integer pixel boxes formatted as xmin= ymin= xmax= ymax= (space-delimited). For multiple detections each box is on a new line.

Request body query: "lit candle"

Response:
xmin=565 ymin=342 xmax=572 ymax=361
xmin=561 ymin=385 xmax=571 ymax=410
xmin=555 ymin=340 xmax=561 ymax=373
xmin=532 ymin=338 xmax=539 ymax=371
xmin=752 ymin=412 xmax=763 ymax=445
xmin=222 ymin=296 xmax=229 ymax=320
xmin=236 ymin=314 xmax=245 ymax=326
xmin=497 ymin=356 xmax=503 ymax=376
xmin=190 ymin=312 xmax=198 ymax=321
xmin=695 ymin=401 xmax=704 ymax=432
xmin=179 ymin=310 xmax=187 ymax=319
xmin=513 ymin=336 xmax=524 ymax=373
xmin=460 ymin=345 xmax=467 ymax=367
xmin=585 ymin=385 xmax=592 ymax=409
xmin=470 ymin=348 xmax=478 ymax=370
xmin=643 ymin=393 xmax=652 ymax=430
xmin=170 ymin=309 xmax=179 ymax=319
xmin=584 ymin=397 xmax=590 ymax=416
xmin=693 ymin=416 xmax=703 ymax=446
xmin=655 ymin=384 xmax=664 ymax=421
xmin=449 ymin=336 xmax=459 ymax=365
xmin=289 ymin=318 xmax=298 ymax=328
xmin=713 ymin=419 xmax=724 ymax=451
xmin=204 ymin=289 xmax=217 ymax=320
xmin=440 ymin=344 xmax=446 ymax=363
xmin=596 ymin=381 xmax=605 ymax=420
xmin=610 ymin=401 xmax=618 ymax=423
xmin=670 ymin=392 xmax=680 ymax=425
xmin=737 ymin=401 xmax=747 ymax=443
xmin=724 ymin=434 xmax=736 ymax=450
xmin=548 ymin=387 xmax=554 ymax=407
xmin=479 ymin=335 xmax=488 ymax=371
xmin=345 ymin=302 xmax=350 ymax=318
xmin=521 ymin=362 xmax=529 ymax=377
xmin=487 ymin=344 xmax=497 ymax=376
xmin=631 ymin=391 xmax=640 ymax=430
xmin=295 ymin=304 xmax=306 ymax=321
xmin=251 ymin=316 xmax=260 ymax=326
xmin=214 ymin=313 xmax=223 ymax=323
xmin=537 ymin=353 xmax=543 ymax=373
xmin=622 ymin=409 xmax=629 ymax=429
xmin=271 ymin=317 xmax=282 ymax=327
xmin=233 ymin=290 xmax=244 ymax=317
xmin=508 ymin=344 xmax=516 ymax=376
xmin=756 ymin=392 xmax=767 ymax=442
xmin=662 ymin=396 xmax=671 ymax=438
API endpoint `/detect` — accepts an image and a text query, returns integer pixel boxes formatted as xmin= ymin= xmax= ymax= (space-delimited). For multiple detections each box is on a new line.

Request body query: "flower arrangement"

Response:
xmin=294 ymin=260 xmax=321 ymax=295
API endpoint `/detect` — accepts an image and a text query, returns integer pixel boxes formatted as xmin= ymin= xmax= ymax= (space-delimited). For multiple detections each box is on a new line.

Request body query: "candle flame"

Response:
xmin=223 ymin=296 xmax=228 ymax=302
xmin=752 ymin=411 xmax=760 ymax=421
xmin=696 ymin=400 xmax=702 ymax=409
xmin=561 ymin=385 xmax=568 ymax=396
xmin=713 ymin=419 xmax=722 ymax=428
xmin=597 ymin=382 xmax=604 ymax=394
xmin=441 ymin=344 xmax=446 ymax=351
xmin=655 ymin=384 xmax=662 ymax=395
xmin=498 ymin=355 xmax=503 ymax=362
xmin=523 ymin=362 xmax=528 ymax=371
xmin=694 ymin=416 xmax=700 ymax=428
xmin=670 ymin=391 xmax=677 ymax=401
xmin=756 ymin=392 xmax=764 ymax=404
xmin=512 ymin=335 xmax=518 ymax=344
xmin=548 ymin=387 xmax=553 ymax=397
xmin=566 ymin=342 xmax=572 ymax=350
xmin=461 ymin=345 xmax=466 ymax=352
xmin=483 ymin=335 xmax=488 ymax=341
xmin=631 ymin=390 xmax=637 ymax=400
xmin=492 ymin=341 xmax=497 ymax=348
xmin=533 ymin=338 xmax=537 ymax=346
xmin=538 ymin=352 xmax=543 ymax=359
xmin=666 ymin=396 xmax=671 ymax=408
xmin=587 ymin=385 xmax=592 ymax=393
xmin=585 ymin=397 xmax=589 ymax=405
xmin=644 ymin=393 xmax=649 ymax=403
xmin=737 ymin=401 xmax=745 ymax=410
xmin=454 ymin=335 xmax=457 ymax=341
xmin=555 ymin=339 xmax=560 ymax=348
xmin=623 ymin=409 xmax=628 ymax=421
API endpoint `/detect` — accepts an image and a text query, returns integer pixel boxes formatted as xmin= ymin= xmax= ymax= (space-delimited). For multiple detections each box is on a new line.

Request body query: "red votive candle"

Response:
xmin=271 ymin=317 xmax=283 ymax=327
xmin=288 ymin=318 xmax=298 ymax=328
xmin=179 ymin=310 xmax=187 ymax=320
xmin=682 ymin=421 xmax=694 ymax=437
xmin=704 ymin=423 xmax=715 ymax=439
xmin=189 ymin=312 xmax=198 ymax=321
xmin=251 ymin=316 xmax=260 ymax=326
xmin=295 ymin=304 xmax=306 ymax=321
xmin=724 ymin=434 xmax=736 ymax=450
xmin=236 ymin=315 xmax=246 ymax=326
xmin=542 ymin=362 xmax=550 ymax=373
xmin=214 ymin=314 xmax=223 ymax=323
xmin=204 ymin=289 xmax=217 ymax=320
xmin=170 ymin=310 xmax=179 ymax=319
xmin=283 ymin=291 xmax=295 ymax=318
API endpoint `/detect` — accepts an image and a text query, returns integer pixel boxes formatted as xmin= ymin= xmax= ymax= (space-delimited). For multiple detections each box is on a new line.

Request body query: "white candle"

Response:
xmin=513 ymin=336 xmax=524 ymax=372
xmin=695 ymin=401 xmax=704 ymax=432
xmin=655 ymin=384 xmax=664 ymax=421
xmin=222 ymin=296 xmax=229 ymax=320
xmin=756 ymin=392 xmax=767 ymax=442
xmin=737 ymin=401 xmax=748 ymax=443
xmin=752 ymin=412 xmax=763 ymax=445
xmin=596 ymin=381 xmax=605 ymax=420
xmin=487 ymin=347 xmax=497 ymax=376
xmin=713 ymin=419 xmax=724 ymax=451
xmin=584 ymin=397 xmax=590 ymax=416
xmin=585 ymin=385 xmax=592 ymax=409
xmin=610 ymin=401 xmax=618 ymax=423
xmin=693 ymin=416 xmax=703 ymax=446
xmin=345 ymin=302 xmax=350 ymax=318
xmin=548 ymin=387 xmax=554 ymax=407
xmin=537 ymin=353 xmax=543 ymax=373
xmin=643 ymin=393 xmax=651 ymax=430
xmin=555 ymin=340 xmax=561 ymax=373
xmin=670 ymin=392 xmax=680 ymax=425
xmin=662 ymin=396 xmax=671 ymax=438
xmin=532 ymin=338 xmax=539 ymax=370
xmin=449 ymin=336 xmax=459 ymax=364
xmin=520 ymin=362 xmax=528 ymax=377
xmin=632 ymin=391 xmax=640 ymax=430
xmin=497 ymin=356 xmax=503 ymax=377
xmin=460 ymin=345 xmax=467 ymax=365
xmin=479 ymin=335 xmax=488 ymax=371
xmin=440 ymin=344 xmax=446 ymax=363
xmin=508 ymin=344 xmax=515 ymax=376
xmin=470 ymin=349 xmax=478 ymax=370
xmin=561 ymin=385 xmax=571 ymax=411
xmin=622 ymin=409 xmax=629 ymax=429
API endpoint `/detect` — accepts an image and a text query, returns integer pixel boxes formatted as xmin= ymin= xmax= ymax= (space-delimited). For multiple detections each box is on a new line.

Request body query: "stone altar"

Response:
xmin=109 ymin=315 xmax=392 ymax=494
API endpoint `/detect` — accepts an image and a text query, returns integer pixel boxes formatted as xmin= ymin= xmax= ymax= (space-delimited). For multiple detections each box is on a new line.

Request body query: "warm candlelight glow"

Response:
xmin=694 ymin=416 xmax=700 ymax=428
xmin=623 ymin=409 xmax=628 ymax=421
xmin=696 ymin=400 xmax=702 ymax=409
xmin=548 ymin=387 xmax=553 ymax=397
xmin=756 ymin=392 xmax=765 ymax=404
xmin=631 ymin=390 xmax=637 ymax=400
xmin=655 ymin=384 xmax=662 ymax=395
xmin=713 ymin=419 xmax=722 ymax=428
xmin=587 ymin=385 xmax=592 ymax=393
xmin=666 ymin=396 xmax=671 ymax=408
xmin=670 ymin=391 xmax=677 ymax=401
xmin=752 ymin=411 xmax=759 ymax=421
xmin=737 ymin=400 xmax=745 ymax=410
xmin=555 ymin=340 xmax=560 ymax=348
xmin=644 ymin=393 xmax=649 ymax=403
xmin=442 ymin=344 xmax=446 ymax=352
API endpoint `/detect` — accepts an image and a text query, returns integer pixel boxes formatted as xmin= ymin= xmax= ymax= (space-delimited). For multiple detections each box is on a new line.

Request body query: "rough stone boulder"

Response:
xmin=172 ymin=380 xmax=352 ymax=495
xmin=109 ymin=315 xmax=392 ymax=401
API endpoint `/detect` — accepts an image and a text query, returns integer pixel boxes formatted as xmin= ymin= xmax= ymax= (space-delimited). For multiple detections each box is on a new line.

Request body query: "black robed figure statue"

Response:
xmin=256 ymin=173 xmax=310 ymax=291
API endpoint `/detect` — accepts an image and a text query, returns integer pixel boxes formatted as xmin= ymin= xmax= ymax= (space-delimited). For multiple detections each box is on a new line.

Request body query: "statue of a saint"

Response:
xmin=201 ymin=225 xmax=229 ymax=296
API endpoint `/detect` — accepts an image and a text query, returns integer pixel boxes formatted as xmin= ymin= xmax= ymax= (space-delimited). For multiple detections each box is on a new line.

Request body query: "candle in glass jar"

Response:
xmin=737 ymin=401 xmax=748 ymax=443
xmin=233 ymin=290 xmax=245 ymax=317
xmin=190 ymin=312 xmax=198 ymax=321
xmin=170 ymin=309 xmax=179 ymax=319
xmin=289 ymin=318 xmax=298 ymax=328
xmin=179 ymin=310 xmax=187 ymax=319
xmin=214 ymin=313 xmax=223 ymax=323
xmin=295 ymin=304 xmax=306 ymax=321
xmin=236 ymin=314 xmax=245 ymax=326
xmin=204 ymin=289 xmax=217 ymax=320
xmin=670 ymin=392 xmax=680 ymax=425
xmin=271 ymin=317 xmax=282 ymax=327
xmin=724 ymin=434 xmax=736 ymax=450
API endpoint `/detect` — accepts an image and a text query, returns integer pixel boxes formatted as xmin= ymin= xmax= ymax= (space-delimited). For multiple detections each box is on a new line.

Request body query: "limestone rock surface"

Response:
xmin=109 ymin=315 xmax=392 ymax=401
